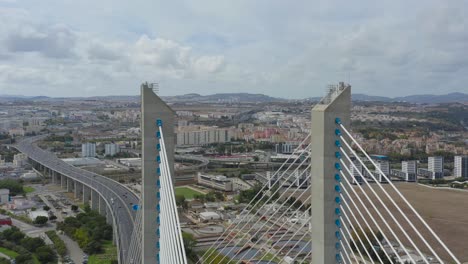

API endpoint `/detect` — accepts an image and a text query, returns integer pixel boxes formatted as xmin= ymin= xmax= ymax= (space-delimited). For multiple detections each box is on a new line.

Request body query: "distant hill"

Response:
xmin=0 ymin=92 xmax=466 ymax=103
xmin=352 ymin=94 xmax=393 ymax=102
xmin=162 ymin=93 xmax=286 ymax=103
xmin=393 ymin=93 xmax=468 ymax=103
xmin=352 ymin=92 xmax=468 ymax=103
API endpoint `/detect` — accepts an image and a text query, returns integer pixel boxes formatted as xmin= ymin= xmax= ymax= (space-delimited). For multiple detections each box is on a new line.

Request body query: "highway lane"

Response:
xmin=14 ymin=136 xmax=140 ymax=263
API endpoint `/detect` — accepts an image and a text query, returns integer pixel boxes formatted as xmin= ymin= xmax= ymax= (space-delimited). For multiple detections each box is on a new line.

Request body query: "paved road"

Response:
xmin=14 ymin=135 xmax=140 ymax=263
xmin=60 ymin=234 xmax=84 ymax=264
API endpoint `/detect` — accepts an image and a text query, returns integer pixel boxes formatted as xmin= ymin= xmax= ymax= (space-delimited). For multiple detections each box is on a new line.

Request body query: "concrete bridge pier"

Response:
xmin=51 ymin=171 xmax=60 ymax=185
xmin=74 ymin=181 xmax=83 ymax=199
xmin=55 ymin=172 xmax=61 ymax=185
xmin=60 ymin=175 xmax=66 ymax=189
xmin=91 ymin=190 xmax=99 ymax=211
xmin=67 ymin=177 xmax=73 ymax=193
xmin=82 ymin=185 xmax=91 ymax=205
xmin=106 ymin=206 xmax=112 ymax=225
xmin=99 ymin=196 xmax=106 ymax=216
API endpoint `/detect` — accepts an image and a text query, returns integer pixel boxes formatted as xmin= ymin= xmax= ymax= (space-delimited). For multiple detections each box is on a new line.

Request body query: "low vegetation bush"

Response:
xmin=57 ymin=206 xmax=112 ymax=254
xmin=0 ymin=226 xmax=57 ymax=263
xmin=46 ymin=231 xmax=67 ymax=257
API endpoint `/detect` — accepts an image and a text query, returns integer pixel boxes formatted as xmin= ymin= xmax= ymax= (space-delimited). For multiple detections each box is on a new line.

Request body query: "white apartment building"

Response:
xmin=428 ymin=156 xmax=444 ymax=173
xmin=105 ymin=143 xmax=120 ymax=156
xmin=82 ymin=142 xmax=96 ymax=157
xmin=402 ymin=160 xmax=417 ymax=182
xmin=349 ymin=158 xmax=363 ymax=184
xmin=428 ymin=156 xmax=444 ymax=179
xmin=402 ymin=160 xmax=417 ymax=174
xmin=176 ymin=126 xmax=232 ymax=146
xmin=454 ymin=156 xmax=468 ymax=178
xmin=374 ymin=161 xmax=390 ymax=183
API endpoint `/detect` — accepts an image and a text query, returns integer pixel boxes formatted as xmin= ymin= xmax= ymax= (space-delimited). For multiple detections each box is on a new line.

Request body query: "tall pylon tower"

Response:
xmin=141 ymin=83 xmax=175 ymax=263
xmin=310 ymin=82 xmax=351 ymax=263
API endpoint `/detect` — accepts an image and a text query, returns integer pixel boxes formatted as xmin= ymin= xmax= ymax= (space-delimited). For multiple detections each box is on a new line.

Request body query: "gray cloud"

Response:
xmin=0 ymin=1 xmax=467 ymax=97
xmin=5 ymin=24 xmax=76 ymax=58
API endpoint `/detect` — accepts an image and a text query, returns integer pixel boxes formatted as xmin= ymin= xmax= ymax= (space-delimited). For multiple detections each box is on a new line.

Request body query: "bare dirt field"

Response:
xmin=350 ymin=183 xmax=468 ymax=262
xmin=292 ymin=183 xmax=468 ymax=262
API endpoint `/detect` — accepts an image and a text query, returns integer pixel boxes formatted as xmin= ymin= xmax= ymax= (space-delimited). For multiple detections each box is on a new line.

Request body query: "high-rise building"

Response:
xmin=428 ymin=156 xmax=444 ymax=179
xmin=349 ymin=157 xmax=363 ymax=184
xmin=81 ymin=143 xmax=96 ymax=158
xmin=402 ymin=160 xmax=417 ymax=182
xmin=402 ymin=160 xmax=417 ymax=174
xmin=454 ymin=156 xmax=468 ymax=178
xmin=375 ymin=161 xmax=390 ymax=182
xmin=105 ymin=143 xmax=120 ymax=157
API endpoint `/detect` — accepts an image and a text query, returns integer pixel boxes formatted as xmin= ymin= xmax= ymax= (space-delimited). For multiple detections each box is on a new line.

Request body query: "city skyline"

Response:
xmin=0 ymin=1 xmax=467 ymax=98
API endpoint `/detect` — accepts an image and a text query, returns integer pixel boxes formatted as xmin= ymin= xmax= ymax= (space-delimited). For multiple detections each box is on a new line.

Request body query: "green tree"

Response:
xmin=35 ymin=245 xmax=56 ymax=263
xmin=74 ymin=228 xmax=90 ymax=248
xmin=33 ymin=216 xmax=48 ymax=226
xmin=43 ymin=205 xmax=50 ymax=211
xmin=21 ymin=237 xmax=45 ymax=251
xmin=71 ymin=205 xmax=79 ymax=212
xmin=0 ymin=179 xmax=24 ymax=195
xmin=2 ymin=226 xmax=25 ymax=241
xmin=175 ymin=195 xmax=188 ymax=209
xmin=15 ymin=253 xmax=33 ymax=264
xmin=84 ymin=240 xmax=102 ymax=254
xmin=182 ymin=232 xmax=198 ymax=262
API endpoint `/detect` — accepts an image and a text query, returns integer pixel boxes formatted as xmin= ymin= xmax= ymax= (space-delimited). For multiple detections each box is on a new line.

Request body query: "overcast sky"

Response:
xmin=0 ymin=0 xmax=467 ymax=98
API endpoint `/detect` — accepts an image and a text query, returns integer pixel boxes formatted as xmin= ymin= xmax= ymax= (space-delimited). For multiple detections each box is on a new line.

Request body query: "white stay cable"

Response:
xmin=299 ymin=251 xmax=312 ymax=264
xmin=161 ymin=165 xmax=177 ymax=264
xmin=339 ymin=137 xmax=431 ymax=264
xmin=244 ymin=203 xmax=312 ymax=263
xmin=127 ymin=209 xmax=142 ymax=263
xmin=339 ymin=157 xmax=402 ymax=263
xmin=160 ymin=168 xmax=170 ymax=264
xmin=160 ymin=150 xmax=180 ymax=264
xmin=257 ymin=216 xmax=311 ymax=264
xmin=209 ymin=152 xmax=311 ymax=264
xmin=340 ymin=203 xmax=374 ymax=263
xmin=340 ymin=124 xmax=460 ymax=264
xmin=339 ymin=150 xmax=413 ymax=263
xmin=339 ymin=240 xmax=352 ymax=264
xmin=214 ymin=162 xmax=312 ymax=264
xmin=340 ymin=166 xmax=401 ymax=263
xmin=238 ymin=165 xmax=311 ymax=257
xmin=339 ymin=192 xmax=384 ymax=263
xmin=340 ymin=227 xmax=358 ymax=264
xmin=340 ymin=214 xmax=365 ymax=263
xmin=159 ymin=126 xmax=188 ymax=264
xmin=198 ymin=135 xmax=311 ymax=263
xmin=339 ymin=177 xmax=394 ymax=263
xmin=340 ymin=148 xmax=421 ymax=263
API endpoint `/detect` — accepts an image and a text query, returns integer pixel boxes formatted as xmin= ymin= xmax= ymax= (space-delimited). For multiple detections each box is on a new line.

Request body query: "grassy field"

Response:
xmin=23 ymin=186 xmax=35 ymax=193
xmin=88 ymin=241 xmax=117 ymax=264
xmin=0 ymin=247 xmax=19 ymax=258
xmin=175 ymin=187 xmax=203 ymax=199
